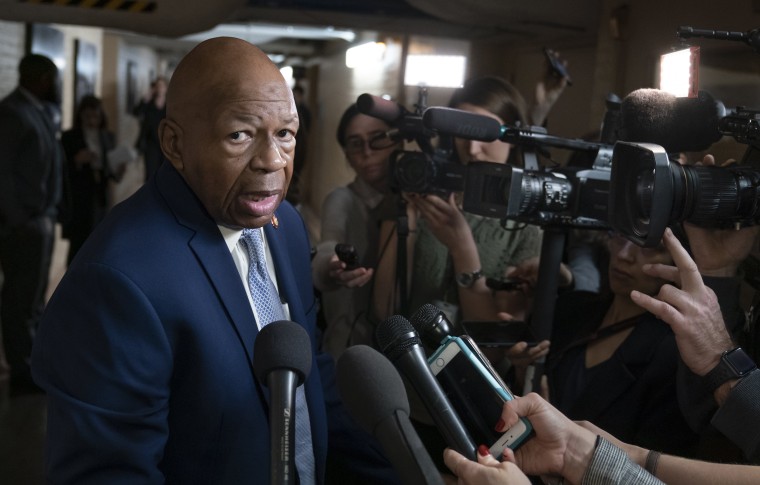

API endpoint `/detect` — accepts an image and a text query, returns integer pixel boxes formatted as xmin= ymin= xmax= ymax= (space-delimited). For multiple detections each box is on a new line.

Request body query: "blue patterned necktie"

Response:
xmin=241 ymin=228 xmax=316 ymax=484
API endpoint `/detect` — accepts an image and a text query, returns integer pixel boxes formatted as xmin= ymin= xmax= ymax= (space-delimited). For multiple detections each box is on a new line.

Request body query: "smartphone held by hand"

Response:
xmin=428 ymin=336 xmax=533 ymax=458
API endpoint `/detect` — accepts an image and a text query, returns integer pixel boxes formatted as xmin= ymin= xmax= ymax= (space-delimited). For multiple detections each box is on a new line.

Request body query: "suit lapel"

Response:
xmin=156 ymin=164 xmax=259 ymax=369
xmin=189 ymin=229 xmax=260 ymax=367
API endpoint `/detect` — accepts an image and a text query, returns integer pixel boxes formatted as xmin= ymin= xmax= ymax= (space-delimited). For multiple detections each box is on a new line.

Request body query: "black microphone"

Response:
xmin=375 ymin=315 xmax=477 ymax=460
xmin=678 ymin=26 xmax=760 ymax=52
xmin=619 ymin=88 xmax=726 ymax=153
xmin=253 ymin=321 xmax=313 ymax=485
xmin=337 ymin=345 xmax=444 ymax=485
xmin=422 ymin=107 xmax=501 ymax=141
xmin=423 ymin=106 xmax=605 ymax=154
xmin=409 ymin=303 xmax=453 ymax=349
xmin=357 ymin=93 xmax=407 ymax=123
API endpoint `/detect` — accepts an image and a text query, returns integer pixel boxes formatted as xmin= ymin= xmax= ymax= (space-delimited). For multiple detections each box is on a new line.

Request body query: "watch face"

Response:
xmin=457 ymin=273 xmax=473 ymax=287
xmin=457 ymin=270 xmax=482 ymax=288
xmin=726 ymin=348 xmax=757 ymax=376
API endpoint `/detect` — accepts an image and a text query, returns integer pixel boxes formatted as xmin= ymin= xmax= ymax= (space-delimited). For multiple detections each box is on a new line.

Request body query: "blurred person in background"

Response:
xmin=312 ymin=103 xmax=399 ymax=360
xmin=60 ymin=95 xmax=124 ymax=265
xmin=133 ymin=76 xmax=167 ymax=181
xmin=0 ymin=53 xmax=63 ymax=394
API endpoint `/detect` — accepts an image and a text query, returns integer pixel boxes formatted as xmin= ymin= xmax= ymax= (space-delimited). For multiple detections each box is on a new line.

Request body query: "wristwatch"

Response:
xmin=702 ymin=347 xmax=757 ymax=393
xmin=456 ymin=269 xmax=483 ymax=288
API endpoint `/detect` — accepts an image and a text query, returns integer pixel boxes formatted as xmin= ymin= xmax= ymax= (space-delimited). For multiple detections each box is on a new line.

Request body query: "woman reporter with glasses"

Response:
xmin=311 ymin=103 xmax=399 ymax=360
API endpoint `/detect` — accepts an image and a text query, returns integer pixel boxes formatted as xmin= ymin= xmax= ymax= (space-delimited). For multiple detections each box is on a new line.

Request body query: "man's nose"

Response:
xmin=251 ymin=139 xmax=286 ymax=171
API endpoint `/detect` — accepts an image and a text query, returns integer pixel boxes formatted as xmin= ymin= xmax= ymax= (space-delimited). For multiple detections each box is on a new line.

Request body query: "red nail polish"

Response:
xmin=478 ymin=444 xmax=490 ymax=457
xmin=494 ymin=418 xmax=505 ymax=432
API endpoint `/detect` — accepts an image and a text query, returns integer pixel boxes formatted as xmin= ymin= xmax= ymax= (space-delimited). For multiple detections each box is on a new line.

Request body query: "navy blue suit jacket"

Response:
xmin=32 ymin=162 xmax=397 ymax=484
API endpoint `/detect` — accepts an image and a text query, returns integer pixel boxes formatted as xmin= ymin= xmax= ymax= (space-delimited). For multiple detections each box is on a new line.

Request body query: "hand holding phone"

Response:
xmin=544 ymin=48 xmax=572 ymax=86
xmin=334 ymin=243 xmax=359 ymax=270
xmin=429 ymin=336 xmax=533 ymax=458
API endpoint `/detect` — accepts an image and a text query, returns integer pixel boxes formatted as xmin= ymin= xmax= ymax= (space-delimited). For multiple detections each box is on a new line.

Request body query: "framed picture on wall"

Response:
xmin=74 ymin=39 xmax=98 ymax=106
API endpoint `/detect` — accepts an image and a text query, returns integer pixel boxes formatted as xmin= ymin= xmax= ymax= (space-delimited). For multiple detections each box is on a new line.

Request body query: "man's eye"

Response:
xmin=277 ymin=129 xmax=295 ymax=139
xmin=229 ymin=131 xmax=250 ymax=142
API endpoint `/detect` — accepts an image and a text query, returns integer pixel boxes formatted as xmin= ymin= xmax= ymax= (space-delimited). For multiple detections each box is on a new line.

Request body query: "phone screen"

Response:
xmin=430 ymin=342 xmax=511 ymax=447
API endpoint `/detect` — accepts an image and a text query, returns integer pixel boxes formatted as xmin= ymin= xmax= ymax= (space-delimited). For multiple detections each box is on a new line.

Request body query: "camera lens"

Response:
xmin=675 ymin=165 xmax=760 ymax=228
xmin=392 ymin=152 xmax=435 ymax=193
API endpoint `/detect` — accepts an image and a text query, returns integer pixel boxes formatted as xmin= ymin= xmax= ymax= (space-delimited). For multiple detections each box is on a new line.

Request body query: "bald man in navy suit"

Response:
xmin=32 ymin=38 xmax=398 ymax=484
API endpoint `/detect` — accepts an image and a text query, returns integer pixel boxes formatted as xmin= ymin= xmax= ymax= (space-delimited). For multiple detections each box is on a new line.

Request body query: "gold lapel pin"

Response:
xmin=271 ymin=215 xmax=279 ymax=229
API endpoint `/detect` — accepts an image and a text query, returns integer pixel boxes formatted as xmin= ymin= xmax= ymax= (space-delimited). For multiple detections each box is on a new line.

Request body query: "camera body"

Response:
xmin=462 ymin=156 xmax=612 ymax=229
xmin=390 ymin=149 xmax=466 ymax=198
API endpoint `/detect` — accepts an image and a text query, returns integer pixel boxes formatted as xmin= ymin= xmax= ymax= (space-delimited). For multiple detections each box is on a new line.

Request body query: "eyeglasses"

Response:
xmin=344 ymin=132 xmax=398 ymax=154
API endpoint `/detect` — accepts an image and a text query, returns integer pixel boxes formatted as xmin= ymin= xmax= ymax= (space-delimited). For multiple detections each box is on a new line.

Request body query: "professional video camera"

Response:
xmin=609 ymin=88 xmax=760 ymax=247
xmin=356 ymin=90 xmax=465 ymax=198
xmin=420 ymin=106 xmax=614 ymax=229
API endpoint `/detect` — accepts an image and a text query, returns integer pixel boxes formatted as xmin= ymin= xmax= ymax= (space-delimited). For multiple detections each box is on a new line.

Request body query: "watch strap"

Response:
xmin=703 ymin=347 xmax=757 ymax=393
xmin=456 ymin=269 xmax=483 ymax=288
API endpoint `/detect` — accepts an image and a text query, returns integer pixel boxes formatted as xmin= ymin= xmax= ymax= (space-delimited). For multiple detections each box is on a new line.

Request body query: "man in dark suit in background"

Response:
xmin=31 ymin=37 xmax=398 ymax=484
xmin=0 ymin=53 xmax=62 ymax=393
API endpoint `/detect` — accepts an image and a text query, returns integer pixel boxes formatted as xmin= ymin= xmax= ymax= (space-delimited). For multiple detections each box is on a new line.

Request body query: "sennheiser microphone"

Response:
xmin=336 ymin=345 xmax=444 ymax=485
xmin=375 ymin=315 xmax=477 ymax=460
xmin=357 ymin=93 xmax=407 ymax=123
xmin=422 ymin=107 xmax=501 ymax=141
xmin=409 ymin=304 xmax=453 ymax=349
xmin=619 ymin=88 xmax=726 ymax=153
xmin=253 ymin=321 xmax=312 ymax=485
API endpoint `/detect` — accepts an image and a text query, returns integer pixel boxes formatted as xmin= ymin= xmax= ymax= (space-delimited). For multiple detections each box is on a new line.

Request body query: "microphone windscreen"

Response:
xmin=253 ymin=320 xmax=312 ymax=385
xmin=357 ymin=93 xmax=405 ymax=123
xmin=422 ymin=107 xmax=501 ymax=141
xmin=620 ymin=89 xmax=725 ymax=153
xmin=375 ymin=315 xmax=422 ymax=362
xmin=336 ymin=345 xmax=409 ymax=433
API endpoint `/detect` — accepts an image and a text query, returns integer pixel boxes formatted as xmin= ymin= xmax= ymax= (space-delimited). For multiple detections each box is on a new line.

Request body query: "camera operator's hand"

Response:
xmin=684 ymin=223 xmax=759 ymax=277
xmin=412 ymin=192 xmax=473 ymax=252
xmin=631 ymin=227 xmax=734 ymax=377
xmin=326 ymin=254 xmax=374 ymax=288
xmin=682 ymin=154 xmax=760 ymax=277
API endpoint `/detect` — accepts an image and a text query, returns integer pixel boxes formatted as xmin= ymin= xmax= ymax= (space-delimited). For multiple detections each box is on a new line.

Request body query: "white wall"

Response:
xmin=0 ymin=20 xmax=25 ymax=98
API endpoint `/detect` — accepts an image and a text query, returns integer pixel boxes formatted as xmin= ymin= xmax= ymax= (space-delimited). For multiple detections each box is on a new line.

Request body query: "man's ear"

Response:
xmin=159 ymin=118 xmax=184 ymax=171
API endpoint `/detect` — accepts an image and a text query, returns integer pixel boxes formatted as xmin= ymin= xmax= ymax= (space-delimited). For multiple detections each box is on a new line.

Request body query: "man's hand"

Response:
xmin=630 ymin=227 xmax=734 ymax=376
